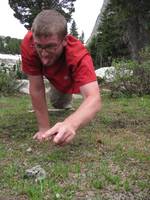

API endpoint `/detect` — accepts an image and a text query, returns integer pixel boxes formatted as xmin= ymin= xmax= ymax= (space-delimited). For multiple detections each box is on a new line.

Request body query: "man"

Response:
xmin=21 ymin=9 xmax=101 ymax=145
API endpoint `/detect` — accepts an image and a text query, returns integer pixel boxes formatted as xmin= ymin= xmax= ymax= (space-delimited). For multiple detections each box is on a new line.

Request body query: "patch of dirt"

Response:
xmin=110 ymin=119 xmax=148 ymax=129
xmin=73 ymin=190 xmax=96 ymax=200
xmin=100 ymin=189 xmax=150 ymax=200
xmin=0 ymin=103 xmax=14 ymax=109
xmin=0 ymin=195 xmax=28 ymax=200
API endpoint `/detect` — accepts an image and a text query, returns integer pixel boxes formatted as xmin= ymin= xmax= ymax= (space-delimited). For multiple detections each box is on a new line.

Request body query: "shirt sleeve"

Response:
xmin=72 ymin=54 xmax=97 ymax=93
xmin=21 ymin=34 xmax=42 ymax=76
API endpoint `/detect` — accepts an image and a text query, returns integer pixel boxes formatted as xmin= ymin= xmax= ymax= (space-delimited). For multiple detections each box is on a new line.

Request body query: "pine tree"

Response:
xmin=88 ymin=1 xmax=138 ymax=67
xmin=86 ymin=36 xmax=97 ymax=68
xmin=69 ymin=20 xmax=79 ymax=38
xmin=9 ymin=0 xmax=76 ymax=29
xmin=95 ymin=2 xmax=129 ymax=67
xmin=79 ymin=31 xmax=85 ymax=43
xmin=88 ymin=0 xmax=150 ymax=67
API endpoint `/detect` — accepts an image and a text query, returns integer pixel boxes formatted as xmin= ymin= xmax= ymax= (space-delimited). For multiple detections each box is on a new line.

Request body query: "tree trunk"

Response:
xmin=125 ymin=15 xmax=150 ymax=62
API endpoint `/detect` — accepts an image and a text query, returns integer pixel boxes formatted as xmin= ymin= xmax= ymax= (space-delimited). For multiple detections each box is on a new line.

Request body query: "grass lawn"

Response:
xmin=0 ymin=93 xmax=150 ymax=200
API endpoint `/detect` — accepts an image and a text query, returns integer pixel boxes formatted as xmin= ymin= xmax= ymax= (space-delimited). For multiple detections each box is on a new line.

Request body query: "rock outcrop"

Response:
xmin=86 ymin=0 xmax=110 ymax=45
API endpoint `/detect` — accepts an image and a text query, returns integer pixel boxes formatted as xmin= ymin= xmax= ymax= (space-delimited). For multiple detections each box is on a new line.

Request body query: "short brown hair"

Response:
xmin=32 ymin=9 xmax=67 ymax=38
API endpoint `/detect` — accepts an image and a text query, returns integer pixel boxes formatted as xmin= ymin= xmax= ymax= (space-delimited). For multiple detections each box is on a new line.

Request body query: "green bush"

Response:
xmin=105 ymin=49 xmax=150 ymax=97
xmin=0 ymin=70 xmax=20 ymax=96
xmin=1 ymin=62 xmax=27 ymax=80
xmin=12 ymin=62 xmax=27 ymax=79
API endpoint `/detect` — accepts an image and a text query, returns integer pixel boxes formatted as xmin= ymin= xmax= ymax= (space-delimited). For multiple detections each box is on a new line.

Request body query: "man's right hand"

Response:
xmin=33 ymin=128 xmax=50 ymax=142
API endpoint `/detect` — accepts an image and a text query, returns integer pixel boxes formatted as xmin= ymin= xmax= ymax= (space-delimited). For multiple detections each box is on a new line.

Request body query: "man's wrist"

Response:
xmin=39 ymin=126 xmax=50 ymax=132
xmin=64 ymin=119 xmax=78 ymax=131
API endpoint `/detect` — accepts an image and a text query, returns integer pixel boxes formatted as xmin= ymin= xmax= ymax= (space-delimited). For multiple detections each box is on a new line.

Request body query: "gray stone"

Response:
xmin=24 ymin=165 xmax=46 ymax=182
xmin=86 ymin=0 xmax=110 ymax=45
xmin=26 ymin=147 xmax=32 ymax=153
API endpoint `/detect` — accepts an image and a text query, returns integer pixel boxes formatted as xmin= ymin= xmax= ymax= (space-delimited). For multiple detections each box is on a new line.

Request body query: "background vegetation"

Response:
xmin=103 ymin=47 xmax=150 ymax=97
xmin=9 ymin=0 xmax=76 ymax=29
xmin=0 ymin=0 xmax=84 ymax=55
xmin=87 ymin=0 xmax=150 ymax=68
xmin=0 ymin=36 xmax=21 ymax=54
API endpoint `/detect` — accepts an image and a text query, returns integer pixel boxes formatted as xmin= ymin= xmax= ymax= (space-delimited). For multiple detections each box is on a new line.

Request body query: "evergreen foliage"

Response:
xmin=87 ymin=36 xmax=98 ymax=67
xmin=79 ymin=31 xmax=85 ymax=44
xmin=9 ymin=0 xmax=76 ymax=29
xmin=87 ymin=0 xmax=150 ymax=67
xmin=111 ymin=0 xmax=150 ymax=61
xmin=69 ymin=20 xmax=79 ymax=38
xmin=0 ymin=68 xmax=20 ymax=96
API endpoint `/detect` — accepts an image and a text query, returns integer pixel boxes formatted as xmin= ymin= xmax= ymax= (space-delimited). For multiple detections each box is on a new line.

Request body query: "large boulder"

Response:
xmin=17 ymin=79 xmax=83 ymax=99
xmin=95 ymin=66 xmax=115 ymax=82
xmin=17 ymin=79 xmax=50 ymax=94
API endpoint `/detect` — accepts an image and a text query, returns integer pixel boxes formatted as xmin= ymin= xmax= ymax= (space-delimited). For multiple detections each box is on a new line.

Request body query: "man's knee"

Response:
xmin=49 ymin=85 xmax=72 ymax=109
xmin=50 ymin=94 xmax=72 ymax=109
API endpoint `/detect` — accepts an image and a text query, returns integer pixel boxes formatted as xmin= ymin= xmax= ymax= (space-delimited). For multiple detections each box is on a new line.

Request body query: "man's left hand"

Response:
xmin=41 ymin=122 xmax=76 ymax=145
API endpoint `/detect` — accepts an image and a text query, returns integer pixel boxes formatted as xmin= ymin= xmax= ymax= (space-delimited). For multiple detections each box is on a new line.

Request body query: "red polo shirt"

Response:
xmin=21 ymin=31 xmax=96 ymax=94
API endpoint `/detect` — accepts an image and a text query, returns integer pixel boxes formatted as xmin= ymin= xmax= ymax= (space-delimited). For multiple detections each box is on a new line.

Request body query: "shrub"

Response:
xmin=105 ymin=53 xmax=150 ymax=97
xmin=13 ymin=62 xmax=27 ymax=79
xmin=0 ymin=61 xmax=27 ymax=80
xmin=0 ymin=69 xmax=21 ymax=96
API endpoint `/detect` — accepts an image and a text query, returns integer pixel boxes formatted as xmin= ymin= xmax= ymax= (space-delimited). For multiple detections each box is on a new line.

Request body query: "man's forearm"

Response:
xmin=30 ymin=90 xmax=50 ymax=130
xmin=64 ymin=94 xmax=101 ymax=131
xmin=40 ymin=82 xmax=101 ymax=145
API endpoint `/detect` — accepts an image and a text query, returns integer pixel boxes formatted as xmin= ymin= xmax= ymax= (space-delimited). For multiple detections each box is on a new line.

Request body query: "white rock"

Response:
xmin=17 ymin=79 xmax=50 ymax=94
xmin=26 ymin=147 xmax=32 ymax=153
xmin=0 ymin=53 xmax=21 ymax=60
xmin=95 ymin=66 xmax=115 ymax=81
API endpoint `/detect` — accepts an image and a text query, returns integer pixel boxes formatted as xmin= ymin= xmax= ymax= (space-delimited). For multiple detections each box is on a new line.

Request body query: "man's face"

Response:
xmin=33 ymin=34 xmax=66 ymax=66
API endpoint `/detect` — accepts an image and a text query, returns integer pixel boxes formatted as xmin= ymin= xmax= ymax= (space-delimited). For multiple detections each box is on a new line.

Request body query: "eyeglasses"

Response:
xmin=35 ymin=40 xmax=63 ymax=53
